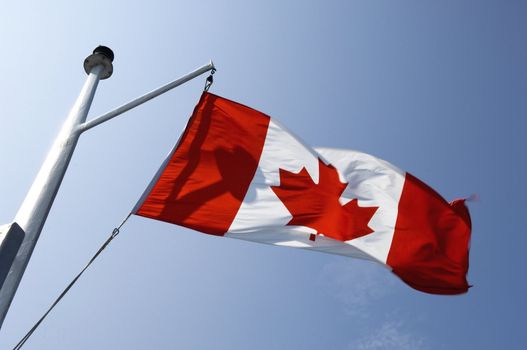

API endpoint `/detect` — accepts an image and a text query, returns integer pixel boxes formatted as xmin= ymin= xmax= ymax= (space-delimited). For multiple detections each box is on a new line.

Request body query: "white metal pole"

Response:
xmin=0 ymin=46 xmax=114 ymax=329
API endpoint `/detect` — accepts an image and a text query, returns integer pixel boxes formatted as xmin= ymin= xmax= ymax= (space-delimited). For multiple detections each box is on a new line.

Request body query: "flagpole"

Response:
xmin=0 ymin=47 xmax=215 ymax=330
xmin=0 ymin=46 xmax=113 ymax=329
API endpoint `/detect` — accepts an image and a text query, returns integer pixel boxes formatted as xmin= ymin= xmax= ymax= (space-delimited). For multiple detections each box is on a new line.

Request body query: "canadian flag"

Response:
xmin=134 ymin=92 xmax=471 ymax=295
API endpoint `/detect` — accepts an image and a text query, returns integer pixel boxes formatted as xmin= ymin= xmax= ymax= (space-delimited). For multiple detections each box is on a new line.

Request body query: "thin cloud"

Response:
xmin=318 ymin=259 xmax=396 ymax=316
xmin=351 ymin=321 xmax=428 ymax=350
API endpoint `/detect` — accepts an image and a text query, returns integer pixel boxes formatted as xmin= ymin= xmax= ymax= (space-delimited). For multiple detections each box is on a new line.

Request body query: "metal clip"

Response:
xmin=111 ymin=228 xmax=120 ymax=238
xmin=204 ymin=68 xmax=216 ymax=92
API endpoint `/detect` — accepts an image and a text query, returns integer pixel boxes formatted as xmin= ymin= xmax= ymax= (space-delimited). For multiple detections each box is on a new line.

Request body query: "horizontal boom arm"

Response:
xmin=78 ymin=60 xmax=215 ymax=133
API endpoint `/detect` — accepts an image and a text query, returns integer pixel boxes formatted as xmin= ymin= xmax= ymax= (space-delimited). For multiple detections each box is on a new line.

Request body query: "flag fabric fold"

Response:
xmin=134 ymin=92 xmax=471 ymax=295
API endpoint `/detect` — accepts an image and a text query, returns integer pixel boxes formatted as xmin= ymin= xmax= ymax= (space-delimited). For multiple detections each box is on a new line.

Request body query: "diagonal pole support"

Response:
xmin=78 ymin=60 xmax=215 ymax=133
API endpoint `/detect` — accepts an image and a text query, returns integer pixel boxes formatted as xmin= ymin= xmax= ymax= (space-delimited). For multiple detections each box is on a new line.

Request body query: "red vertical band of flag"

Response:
xmin=135 ymin=92 xmax=271 ymax=235
xmin=387 ymin=174 xmax=471 ymax=294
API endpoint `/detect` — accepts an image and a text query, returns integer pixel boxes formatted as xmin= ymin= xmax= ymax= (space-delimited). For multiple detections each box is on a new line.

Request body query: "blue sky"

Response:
xmin=0 ymin=1 xmax=526 ymax=349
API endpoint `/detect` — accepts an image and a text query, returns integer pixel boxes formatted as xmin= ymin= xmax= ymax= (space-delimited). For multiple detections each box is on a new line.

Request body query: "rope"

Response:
xmin=12 ymin=214 xmax=131 ymax=350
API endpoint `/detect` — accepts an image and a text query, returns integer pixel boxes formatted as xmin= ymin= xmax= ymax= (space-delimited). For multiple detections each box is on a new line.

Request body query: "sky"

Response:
xmin=0 ymin=0 xmax=526 ymax=349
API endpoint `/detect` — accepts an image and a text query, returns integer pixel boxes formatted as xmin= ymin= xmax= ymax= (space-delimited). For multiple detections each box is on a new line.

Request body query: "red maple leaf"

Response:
xmin=271 ymin=158 xmax=378 ymax=242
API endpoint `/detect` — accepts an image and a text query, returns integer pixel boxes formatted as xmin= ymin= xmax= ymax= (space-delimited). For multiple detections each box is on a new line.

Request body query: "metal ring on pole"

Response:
xmin=84 ymin=46 xmax=114 ymax=79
